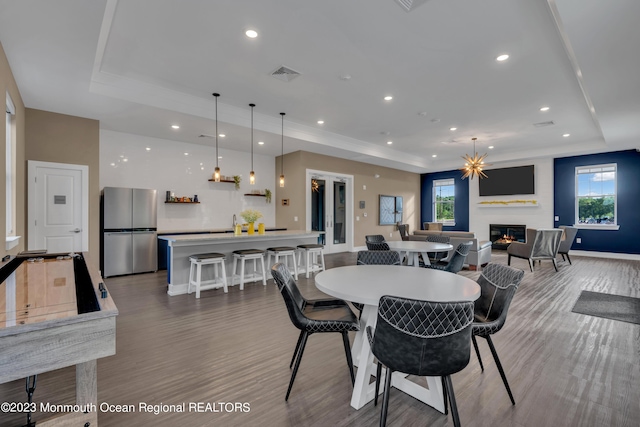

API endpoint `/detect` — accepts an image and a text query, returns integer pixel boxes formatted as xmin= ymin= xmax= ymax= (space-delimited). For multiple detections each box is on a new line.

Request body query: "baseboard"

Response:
xmin=570 ymin=250 xmax=640 ymax=261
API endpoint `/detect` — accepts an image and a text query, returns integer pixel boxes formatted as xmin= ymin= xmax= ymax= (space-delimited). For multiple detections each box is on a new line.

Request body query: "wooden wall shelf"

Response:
xmin=208 ymin=179 xmax=235 ymax=183
xmin=165 ymin=201 xmax=200 ymax=204
xmin=244 ymin=194 xmax=266 ymax=197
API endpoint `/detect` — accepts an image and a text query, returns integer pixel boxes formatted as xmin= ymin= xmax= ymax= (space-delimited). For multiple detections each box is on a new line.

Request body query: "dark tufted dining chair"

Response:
xmin=471 ymin=263 xmax=525 ymax=405
xmin=271 ymin=263 xmax=360 ymax=401
xmin=365 ymin=235 xmax=389 ymax=251
xmin=426 ymin=234 xmax=451 ymax=264
xmin=367 ymin=296 xmax=474 ymax=427
xmin=423 ymin=241 xmax=472 ymax=274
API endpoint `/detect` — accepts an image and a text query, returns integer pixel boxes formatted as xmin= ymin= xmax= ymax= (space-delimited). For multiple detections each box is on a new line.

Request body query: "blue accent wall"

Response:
xmin=554 ymin=149 xmax=640 ymax=254
xmin=420 ymin=170 xmax=469 ymax=231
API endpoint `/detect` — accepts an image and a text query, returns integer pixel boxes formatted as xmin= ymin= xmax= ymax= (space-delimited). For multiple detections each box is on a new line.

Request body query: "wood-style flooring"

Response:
xmin=1 ymin=251 xmax=639 ymax=426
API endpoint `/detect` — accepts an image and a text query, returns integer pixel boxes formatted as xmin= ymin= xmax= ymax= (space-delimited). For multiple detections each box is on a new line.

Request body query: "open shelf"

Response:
xmin=244 ymin=193 xmax=266 ymax=197
xmin=208 ymin=179 xmax=235 ymax=183
xmin=165 ymin=201 xmax=200 ymax=204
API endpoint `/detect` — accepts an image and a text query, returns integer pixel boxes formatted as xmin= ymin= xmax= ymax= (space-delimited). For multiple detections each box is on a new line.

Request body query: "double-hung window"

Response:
xmin=575 ymin=164 xmax=617 ymax=228
xmin=433 ymin=178 xmax=455 ymax=225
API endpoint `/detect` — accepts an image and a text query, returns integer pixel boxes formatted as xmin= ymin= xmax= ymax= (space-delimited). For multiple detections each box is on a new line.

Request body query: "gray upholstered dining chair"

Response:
xmin=423 ymin=241 xmax=472 ymax=274
xmin=367 ymin=296 xmax=474 ymax=427
xmin=397 ymin=224 xmax=410 ymax=241
xmin=557 ymin=225 xmax=578 ymax=264
xmin=426 ymin=234 xmax=451 ymax=264
xmin=471 ymin=263 xmax=525 ymax=405
xmin=365 ymin=235 xmax=389 ymax=251
xmin=271 ymin=263 xmax=359 ymax=401
xmin=507 ymin=228 xmax=563 ymax=272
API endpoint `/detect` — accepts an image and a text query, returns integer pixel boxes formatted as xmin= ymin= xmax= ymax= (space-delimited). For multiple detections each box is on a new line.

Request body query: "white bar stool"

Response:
xmin=188 ymin=252 xmax=228 ymax=298
xmin=231 ymin=249 xmax=267 ymax=290
xmin=266 ymin=246 xmax=298 ymax=279
xmin=297 ymin=244 xmax=326 ymax=278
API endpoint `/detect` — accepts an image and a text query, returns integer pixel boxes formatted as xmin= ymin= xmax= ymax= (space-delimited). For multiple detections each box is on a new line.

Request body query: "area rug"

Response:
xmin=572 ymin=290 xmax=640 ymax=325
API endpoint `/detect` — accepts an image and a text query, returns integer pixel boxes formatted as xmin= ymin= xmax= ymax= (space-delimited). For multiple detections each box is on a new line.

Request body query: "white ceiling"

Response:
xmin=1 ymin=0 xmax=638 ymax=173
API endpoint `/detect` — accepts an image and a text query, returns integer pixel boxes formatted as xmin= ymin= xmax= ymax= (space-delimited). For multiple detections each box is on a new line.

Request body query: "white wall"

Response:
xmin=469 ymin=157 xmax=554 ymax=241
xmin=100 ymin=130 xmax=276 ymax=232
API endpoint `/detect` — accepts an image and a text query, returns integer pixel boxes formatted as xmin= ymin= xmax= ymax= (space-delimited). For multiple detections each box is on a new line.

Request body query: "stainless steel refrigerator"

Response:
xmin=102 ymin=187 xmax=157 ymax=277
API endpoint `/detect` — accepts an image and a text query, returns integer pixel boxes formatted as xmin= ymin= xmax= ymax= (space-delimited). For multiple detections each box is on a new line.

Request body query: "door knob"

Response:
xmin=70 ymin=228 xmax=82 ymax=233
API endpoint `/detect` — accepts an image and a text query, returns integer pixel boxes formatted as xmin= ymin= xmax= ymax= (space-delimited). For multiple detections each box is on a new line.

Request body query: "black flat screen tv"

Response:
xmin=478 ymin=165 xmax=535 ymax=196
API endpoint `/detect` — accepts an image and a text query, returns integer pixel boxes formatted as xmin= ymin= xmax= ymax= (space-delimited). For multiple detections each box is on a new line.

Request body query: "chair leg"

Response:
xmin=561 ymin=253 xmax=566 ymax=261
xmin=472 ymin=335 xmax=484 ymax=371
xmin=441 ymin=376 xmax=448 ymax=415
xmin=341 ymin=332 xmax=355 ymax=385
xmin=528 ymin=258 xmax=534 ymax=272
xmin=290 ymin=331 xmax=305 ymax=368
xmin=507 ymin=254 xmax=511 ymax=266
xmin=566 ymin=253 xmax=572 ymax=265
xmin=380 ymin=367 xmax=393 ymax=427
xmin=375 ymin=362 xmax=382 ymax=406
xmin=552 ymin=258 xmax=559 ymax=272
xmin=286 ymin=331 xmax=309 ymax=401
xmin=443 ymin=375 xmax=462 ymax=427
xmin=485 ymin=335 xmax=516 ymax=405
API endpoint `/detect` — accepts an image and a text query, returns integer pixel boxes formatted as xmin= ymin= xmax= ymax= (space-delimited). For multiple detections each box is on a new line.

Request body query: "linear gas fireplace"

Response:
xmin=490 ymin=224 xmax=526 ymax=249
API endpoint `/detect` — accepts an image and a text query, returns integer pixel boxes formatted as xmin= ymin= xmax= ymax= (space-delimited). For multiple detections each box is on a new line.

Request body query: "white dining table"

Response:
xmin=315 ymin=265 xmax=480 ymax=411
xmin=386 ymin=240 xmax=453 ymax=267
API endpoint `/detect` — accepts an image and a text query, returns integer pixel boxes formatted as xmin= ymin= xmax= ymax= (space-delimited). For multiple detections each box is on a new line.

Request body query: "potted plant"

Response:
xmin=264 ymin=188 xmax=272 ymax=203
xmin=239 ymin=209 xmax=263 ymax=234
xmin=233 ymin=175 xmax=242 ymax=190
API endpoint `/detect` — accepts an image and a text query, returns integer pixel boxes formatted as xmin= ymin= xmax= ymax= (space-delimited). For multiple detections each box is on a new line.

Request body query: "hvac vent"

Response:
xmin=533 ymin=121 xmax=555 ymax=127
xmin=198 ymin=134 xmax=215 ymax=138
xmin=394 ymin=0 xmax=430 ymax=12
xmin=271 ymin=65 xmax=301 ymax=82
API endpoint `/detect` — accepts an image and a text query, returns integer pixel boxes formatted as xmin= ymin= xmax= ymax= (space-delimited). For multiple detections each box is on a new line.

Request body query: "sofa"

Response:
xmin=409 ymin=230 xmax=492 ymax=270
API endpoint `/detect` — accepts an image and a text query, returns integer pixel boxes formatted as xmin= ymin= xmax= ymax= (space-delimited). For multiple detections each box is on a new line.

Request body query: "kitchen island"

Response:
xmin=159 ymin=230 xmax=322 ymax=295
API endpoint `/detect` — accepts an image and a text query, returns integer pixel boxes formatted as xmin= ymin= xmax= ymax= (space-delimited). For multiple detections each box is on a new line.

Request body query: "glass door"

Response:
xmin=307 ymin=171 xmax=352 ymax=254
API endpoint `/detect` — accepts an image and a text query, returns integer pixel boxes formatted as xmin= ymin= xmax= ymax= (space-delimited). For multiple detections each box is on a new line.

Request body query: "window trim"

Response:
xmin=433 ymin=178 xmax=455 ymax=226
xmin=6 ymin=92 xmax=16 ymax=238
xmin=574 ymin=163 xmax=619 ymax=230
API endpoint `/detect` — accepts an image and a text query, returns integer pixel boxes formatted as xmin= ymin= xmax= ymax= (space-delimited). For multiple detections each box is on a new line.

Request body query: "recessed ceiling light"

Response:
xmin=122 ymin=158 xmax=128 ymax=162
xmin=450 ymin=127 xmax=457 ymax=131
xmin=562 ymin=133 xmax=570 ymax=137
xmin=184 ymin=152 xmax=189 ymax=156
xmin=488 ymin=146 xmax=494 ymax=149
xmin=387 ymin=141 xmax=393 ymax=145
xmin=432 ymin=154 xmax=437 ymax=158
xmin=110 ymin=162 xmax=115 ymax=166
xmin=317 ymin=120 xmax=324 ymax=124
xmin=218 ymin=156 xmax=222 ymax=159
xmin=496 ymin=54 xmax=509 ymax=61
xmin=540 ymin=106 xmax=550 ymax=112
xmin=384 ymin=96 xmax=393 ymax=101
xmin=145 ymin=147 xmax=151 ymax=151
xmin=245 ymin=29 xmax=258 ymax=38
xmin=200 ymin=163 xmax=203 ymax=166
xmin=258 ymin=141 xmax=264 ymax=145
xmin=219 ymin=133 xmax=225 ymax=137
xmin=171 ymin=125 xmax=180 ymax=129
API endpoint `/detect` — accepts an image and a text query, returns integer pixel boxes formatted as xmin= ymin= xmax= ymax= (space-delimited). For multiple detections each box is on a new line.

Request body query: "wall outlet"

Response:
xmin=294 ymin=216 xmax=298 ymax=222
xmin=390 ymin=233 xmax=393 ymax=237
xmin=363 ymin=185 xmax=366 ymax=190
xmin=576 ymin=237 xmax=581 ymax=244
xmin=363 ymin=212 xmax=367 ymax=217
xmin=356 ymin=216 xmax=360 ymax=221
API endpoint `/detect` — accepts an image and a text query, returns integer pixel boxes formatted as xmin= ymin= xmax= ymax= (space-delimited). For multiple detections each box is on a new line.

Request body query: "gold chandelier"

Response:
xmin=460 ymin=137 xmax=490 ymax=179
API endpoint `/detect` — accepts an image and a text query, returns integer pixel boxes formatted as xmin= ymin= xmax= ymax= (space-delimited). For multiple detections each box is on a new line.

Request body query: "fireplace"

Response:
xmin=490 ymin=224 xmax=526 ymax=249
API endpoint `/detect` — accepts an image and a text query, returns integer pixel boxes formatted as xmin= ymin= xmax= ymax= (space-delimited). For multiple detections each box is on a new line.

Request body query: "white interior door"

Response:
xmin=28 ymin=161 xmax=89 ymax=253
xmin=306 ymin=170 xmax=353 ymax=254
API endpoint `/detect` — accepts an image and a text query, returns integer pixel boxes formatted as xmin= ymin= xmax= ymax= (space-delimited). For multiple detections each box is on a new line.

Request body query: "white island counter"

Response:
xmin=159 ymin=230 xmax=322 ymax=295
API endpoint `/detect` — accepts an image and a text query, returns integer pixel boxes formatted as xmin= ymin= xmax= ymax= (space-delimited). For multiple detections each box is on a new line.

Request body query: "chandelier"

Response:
xmin=460 ymin=137 xmax=490 ymax=179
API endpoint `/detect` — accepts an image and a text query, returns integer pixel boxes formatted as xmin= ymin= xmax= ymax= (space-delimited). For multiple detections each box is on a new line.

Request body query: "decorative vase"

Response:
xmin=247 ymin=222 xmax=255 ymax=235
xmin=258 ymin=223 xmax=265 ymax=234
xmin=234 ymin=224 xmax=242 ymax=235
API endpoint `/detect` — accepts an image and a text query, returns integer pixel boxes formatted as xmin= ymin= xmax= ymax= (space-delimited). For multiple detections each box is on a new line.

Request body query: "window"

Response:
xmin=433 ymin=179 xmax=455 ymax=225
xmin=379 ymin=195 xmax=403 ymax=225
xmin=6 ymin=93 xmax=16 ymax=236
xmin=575 ymin=164 xmax=616 ymax=227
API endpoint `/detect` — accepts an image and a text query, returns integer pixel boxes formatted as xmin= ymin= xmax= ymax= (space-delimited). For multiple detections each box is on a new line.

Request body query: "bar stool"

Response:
xmin=231 ymin=249 xmax=267 ymax=290
xmin=266 ymin=246 xmax=298 ymax=279
xmin=187 ymin=252 xmax=227 ymax=298
xmin=297 ymin=244 xmax=325 ymax=278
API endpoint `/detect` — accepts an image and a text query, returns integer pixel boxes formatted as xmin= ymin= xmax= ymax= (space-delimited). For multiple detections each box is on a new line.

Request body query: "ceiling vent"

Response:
xmin=533 ymin=121 xmax=555 ymax=127
xmin=394 ymin=0 xmax=430 ymax=12
xmin=271 ymin=66 xmax=301 ymax=82
xmin=198 ymin=134 xmax=215 ymax=138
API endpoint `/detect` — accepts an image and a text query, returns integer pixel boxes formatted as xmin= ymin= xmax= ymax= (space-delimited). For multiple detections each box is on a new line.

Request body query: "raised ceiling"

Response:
xmin=1 ymin=0 xmax=638 ymax=173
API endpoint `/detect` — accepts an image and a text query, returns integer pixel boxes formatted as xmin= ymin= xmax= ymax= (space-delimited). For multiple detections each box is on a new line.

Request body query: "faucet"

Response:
xmin=232 ymin=214 xmax=237 ymax=228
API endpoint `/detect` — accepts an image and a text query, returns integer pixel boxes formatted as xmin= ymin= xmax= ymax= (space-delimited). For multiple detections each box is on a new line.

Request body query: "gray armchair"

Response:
xmin=507 ymin=228 xmax=563 ymax=272
xmin=557 ymin=226 xmax=578 ymax=264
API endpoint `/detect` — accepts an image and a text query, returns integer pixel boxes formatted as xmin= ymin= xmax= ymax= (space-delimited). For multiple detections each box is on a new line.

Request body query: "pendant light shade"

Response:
xmin=460 ymin=137 xmax=491 ymax=179
xmin=212 ymin=93 xmax=221 ymax=182
xmin=249 ymin=103 xmax=256 ymax=185
xmin=279 ymin=112 xmax=285 ymax=187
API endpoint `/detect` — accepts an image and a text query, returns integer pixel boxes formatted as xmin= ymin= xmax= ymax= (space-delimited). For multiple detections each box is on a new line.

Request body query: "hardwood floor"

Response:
xmin=1 ymin=251 xmax=639 ymax=426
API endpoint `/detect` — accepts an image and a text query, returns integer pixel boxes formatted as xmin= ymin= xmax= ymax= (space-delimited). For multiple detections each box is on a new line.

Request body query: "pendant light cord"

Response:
xmin=280 ymin=112 xmax=285 ymax=175
xmin=214 ymin=93 xmax=219 ymax=168
xmin=250 ymin=104 xmax=255 ymax=170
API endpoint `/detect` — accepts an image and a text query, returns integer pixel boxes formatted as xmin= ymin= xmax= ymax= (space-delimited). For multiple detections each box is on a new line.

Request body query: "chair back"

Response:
xmin=365 ymin=234 xmax=386 ymax=243
xmin=357 ymin=250 xmax=401 ymax=266
xmin=366 ymin=241 xmax=391 ymax=251
xmin=271 ymin=263 xmax=309 ymax=330
xmin=474 ymin=263 xmax=524 ymax=329
xmin=397 ymin=224 xmax=410 ymax=241
xmin=426 ymin=235 xmax=450 ymax=244
xmin=557 ymin=226 xmax=578 ymax=253
xmin=531 ymin=229 xmax=564 ymax=259
xmin=424 ymin=222 xmax=443 ymax=231
xmin=372 ymin=296 xmax=474 ymax=377
xmin=442 ymin=241 xmax=472 ymax=273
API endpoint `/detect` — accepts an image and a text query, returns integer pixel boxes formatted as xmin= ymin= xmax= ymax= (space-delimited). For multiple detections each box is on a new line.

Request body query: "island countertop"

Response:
xmin=159 ymin=230 xmax=321 ymax=245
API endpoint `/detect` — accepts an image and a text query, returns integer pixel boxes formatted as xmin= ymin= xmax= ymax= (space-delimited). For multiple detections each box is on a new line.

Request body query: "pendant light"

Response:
xmin=460 ymin=137 xmax=491 ymax=179
xmin=279 ymin=112 xmax=285 ymax=187
xmin=249 ymin=103 xmax=256 ymax=185
xmin=212 ymin=93 xmax=221 ymax=182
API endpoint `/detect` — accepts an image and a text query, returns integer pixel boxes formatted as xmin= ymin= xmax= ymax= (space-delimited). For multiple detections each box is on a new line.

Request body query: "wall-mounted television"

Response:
xmin=478 ymin=165 xmax=535 ymax=196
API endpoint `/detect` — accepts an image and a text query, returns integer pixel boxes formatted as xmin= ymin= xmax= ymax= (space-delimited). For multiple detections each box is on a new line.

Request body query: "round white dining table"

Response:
xmin=315 ymin=265 xmax=480 ymax=411
xmin=385 ymin=240 xmax=453 ymax=266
